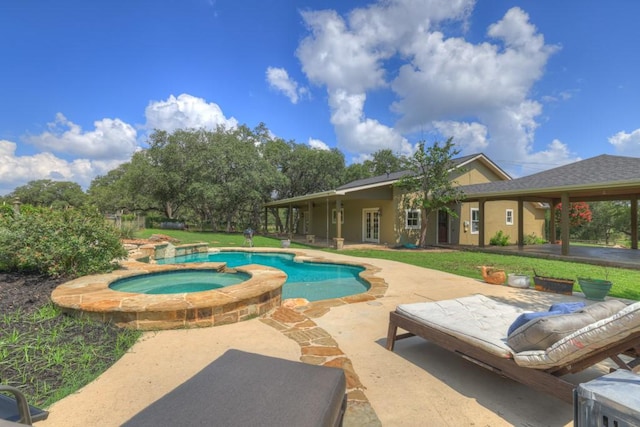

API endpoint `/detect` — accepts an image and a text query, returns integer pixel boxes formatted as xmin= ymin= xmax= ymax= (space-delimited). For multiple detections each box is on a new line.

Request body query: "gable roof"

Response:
xmin=461 ymin=154 xmax=640 ymax=201
xmin=336 ymin=153 xmax=505 ymax=191
xmin=265 ymin=153 xmax=505 ymax=207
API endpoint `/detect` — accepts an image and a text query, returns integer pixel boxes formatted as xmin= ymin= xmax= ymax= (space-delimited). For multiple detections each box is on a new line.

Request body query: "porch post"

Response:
xmin=288 ymin=204 xmax=293 ymax=238
xmin=560 ymin=193 xmax=570 ymax=255
xmin=631 ymin=196 xmax=638 ymax=250
xmin=517 ymin=198 xmax=524 ymax=249
xmin=478 ymin=199 xmax=486 ymax=248
xmin=333 ymin=199 xmax=344 ymax=250
xmin=550 ymin=198 xmax=559 ymax=244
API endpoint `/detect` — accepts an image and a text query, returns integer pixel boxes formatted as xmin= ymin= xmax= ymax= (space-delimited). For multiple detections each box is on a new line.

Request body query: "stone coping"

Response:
xmin=51 ymin=261 xmax=286 ymax=330
xmin=51 ymin=248 xmax=388 ymax=331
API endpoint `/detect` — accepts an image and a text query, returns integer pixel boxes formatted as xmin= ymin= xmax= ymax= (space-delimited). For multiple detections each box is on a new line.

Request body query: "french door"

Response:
xmin=362 ymin=209 xmax=380 ymax=243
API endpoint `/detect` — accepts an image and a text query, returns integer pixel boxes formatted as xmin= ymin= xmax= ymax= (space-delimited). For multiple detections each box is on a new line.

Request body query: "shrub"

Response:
xmin=524 ymin=233 xmax=546 ymax=245
xmin=489 ymin=230 xmax=510 ymax=246
xmin=0 ymin=206 xmax=127 ymax=277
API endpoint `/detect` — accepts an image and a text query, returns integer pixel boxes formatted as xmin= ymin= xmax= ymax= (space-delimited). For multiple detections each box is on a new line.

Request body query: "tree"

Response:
xmin=396 ymin=138 xmax=465 ymax=247
xmin=9 ymin=180 xmax=86 ymax=208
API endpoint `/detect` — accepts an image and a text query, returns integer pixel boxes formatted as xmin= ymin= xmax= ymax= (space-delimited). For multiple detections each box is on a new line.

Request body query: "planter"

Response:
xmin=533 ymin=275 xmax=574 ymax=295
xmin=578 ymin=278 xmax=612 ymax=301
xmin=507 ymin=274 xmax=531 ymax=289
xmin=481 ymin=266 xmax=506 ymax=285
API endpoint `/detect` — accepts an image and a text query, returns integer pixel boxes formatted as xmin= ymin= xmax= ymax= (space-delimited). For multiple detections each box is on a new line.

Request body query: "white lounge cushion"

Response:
xmin=397 ymin=294 xmax=525 ymax=358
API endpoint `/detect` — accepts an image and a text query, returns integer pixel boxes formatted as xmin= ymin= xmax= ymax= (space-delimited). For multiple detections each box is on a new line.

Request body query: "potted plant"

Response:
xmin=533 ymin=270 xmax=574 ymax=295
xmin=507 ymin=273 xmax=531 ymax=288
xmin=578 ymin=270 xmax=612 ymax=301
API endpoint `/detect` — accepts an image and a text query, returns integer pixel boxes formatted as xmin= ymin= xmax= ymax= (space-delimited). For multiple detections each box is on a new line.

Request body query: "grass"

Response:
xmin=338 ymin=248 xmax=640 ymax=301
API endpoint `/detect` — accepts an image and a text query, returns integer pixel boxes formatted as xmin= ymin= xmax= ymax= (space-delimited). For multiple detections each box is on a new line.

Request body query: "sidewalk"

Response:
xmin=40 ymin=249 xmax=599 ymax=426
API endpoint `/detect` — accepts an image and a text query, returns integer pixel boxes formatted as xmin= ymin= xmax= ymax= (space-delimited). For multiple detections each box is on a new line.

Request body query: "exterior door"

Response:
xmin=437 ymin=210 xmax=449 ymax=244
xmin=362 ymin=209 xmax=380 ymax=243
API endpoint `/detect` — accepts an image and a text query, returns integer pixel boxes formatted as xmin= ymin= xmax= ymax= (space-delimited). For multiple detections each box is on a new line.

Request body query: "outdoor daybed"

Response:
xmin=386 ymin=294 xmax=640 ymax=403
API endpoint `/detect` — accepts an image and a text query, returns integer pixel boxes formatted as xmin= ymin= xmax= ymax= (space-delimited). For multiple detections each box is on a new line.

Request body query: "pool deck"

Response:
xmin=38 ymin=248 xmax=627 ymax=427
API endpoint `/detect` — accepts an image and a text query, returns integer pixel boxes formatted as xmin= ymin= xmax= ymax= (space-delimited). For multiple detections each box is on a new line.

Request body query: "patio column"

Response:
xmin=478 ymin=199 xmax=486 ymax=248
xmin=631 ymin=196 xmax=638 ymax=250
xmin=517 ymin=198 xmax=524 ymax=249
xmin=549 ymin=198 xmax=559 ymax=244
xmin=333 ymin=199 xmax=344 ymax=250
xmin=560 ymin=193 xmax=570 ymax=255
xmin=288 ymin=204 xmax=293 ymax=238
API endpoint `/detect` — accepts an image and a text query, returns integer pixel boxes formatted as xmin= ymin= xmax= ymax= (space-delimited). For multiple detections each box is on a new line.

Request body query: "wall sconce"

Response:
xmin=463 ymin=220 xmax=469 ymax=232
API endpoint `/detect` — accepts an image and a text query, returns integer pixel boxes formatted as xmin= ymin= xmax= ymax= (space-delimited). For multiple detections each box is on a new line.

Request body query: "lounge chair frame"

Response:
xmin=0 ymin=385 xmax=49 ymax=425
xmin=386 ymin=310 xmax=640 ymax=404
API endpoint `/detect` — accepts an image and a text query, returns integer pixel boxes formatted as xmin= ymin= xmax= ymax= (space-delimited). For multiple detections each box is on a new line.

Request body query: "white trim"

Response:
xmin=405 ymin=209 xmax=421 ymax=230
xmin=506 ymin=209 xmax=514 ymax=225
xmin=362 ymin=208 xmax=380 ymax=243
xmin=470 ymin=207 xmax=479 ymax=234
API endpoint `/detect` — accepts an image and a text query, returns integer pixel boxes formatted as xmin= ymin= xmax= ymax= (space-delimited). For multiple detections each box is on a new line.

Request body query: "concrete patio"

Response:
xmin=38 ymin=248 xmax=623 ymax=427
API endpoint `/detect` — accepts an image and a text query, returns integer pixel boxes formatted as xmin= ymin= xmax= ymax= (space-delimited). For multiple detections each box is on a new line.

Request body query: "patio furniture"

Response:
xmin=386 ymin=294 xmax=640 ymax=404
xmin=0 ymin=385 xmax=49 ymax=425
xmin=122 ymin=349 xmax=347 ymax=426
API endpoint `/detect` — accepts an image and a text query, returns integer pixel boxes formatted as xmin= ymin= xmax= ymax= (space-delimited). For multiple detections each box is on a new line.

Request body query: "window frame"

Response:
xmin=506 ymin=209 xmax=514 ymax=226
xmin=470 ymin=208 xmax=479 ymax=234
xmin=331 ymin=208 xmax=344 ymax=224
xmin=405 ymin=209 xmax=421 ymax=230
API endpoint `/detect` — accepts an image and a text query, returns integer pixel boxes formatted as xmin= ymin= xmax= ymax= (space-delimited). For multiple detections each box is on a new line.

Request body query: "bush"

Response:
xmin=524 ymin=233 xmax=546 ymax=245
xmin=489 ymin=230 xmax=510 ymax=246
xmin=0 ymin=206 xmax=127 ymax=277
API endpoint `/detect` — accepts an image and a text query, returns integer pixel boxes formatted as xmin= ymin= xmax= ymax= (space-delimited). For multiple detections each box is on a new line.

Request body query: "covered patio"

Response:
xmin=461 ymin=154 xmax=640 ymax=256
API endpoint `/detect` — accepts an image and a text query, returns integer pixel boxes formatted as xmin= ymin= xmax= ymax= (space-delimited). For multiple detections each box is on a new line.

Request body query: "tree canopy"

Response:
xmin=396 ymin=138 xmax=465 ymax=247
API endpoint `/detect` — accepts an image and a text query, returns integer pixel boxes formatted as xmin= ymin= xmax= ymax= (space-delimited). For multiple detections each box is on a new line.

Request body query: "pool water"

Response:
xmin=110 ymin=269 xmax=250 ymax=294
xmin=157 ymin=251 xmax=369 ymax=301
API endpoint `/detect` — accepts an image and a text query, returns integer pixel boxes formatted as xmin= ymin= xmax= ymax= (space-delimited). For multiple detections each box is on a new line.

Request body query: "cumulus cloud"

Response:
xmin=26 ymin=113 xmax=137 ymax=160
xmin=144 ymin=93 xmax=238 ymax=133
xmin=308 ymin=138 xmax=330 ymax=150
xmin=609 ymin=129 xmax=640 ymax=156
xmin=266 ymin=67 xmax=308 ymax=104
xmin=0 ymin=139 xmax=123 ymax=194
xmin=295 ymin=1 xmax=568 ymax=174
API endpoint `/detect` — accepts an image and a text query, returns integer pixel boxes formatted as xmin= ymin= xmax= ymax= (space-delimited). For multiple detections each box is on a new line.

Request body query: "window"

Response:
xmin=332 ymin=208 xmax=344 ymax=224
xmin=470 ymin=208 xmax=479 ymax=234
xmin=405 ymin=209 xmax=421 ymax=229
xmin=506 ymin=209 xmax=514 ymax=225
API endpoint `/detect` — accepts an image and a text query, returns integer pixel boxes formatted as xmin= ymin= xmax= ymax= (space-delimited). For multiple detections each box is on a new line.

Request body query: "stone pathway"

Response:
xmin=260 ymin=270 xmax=389 ymax=426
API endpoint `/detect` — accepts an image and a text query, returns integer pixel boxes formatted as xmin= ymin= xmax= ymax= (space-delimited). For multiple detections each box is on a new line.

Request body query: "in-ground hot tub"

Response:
xmin=51 ymin=262 xmax=287 ymax=330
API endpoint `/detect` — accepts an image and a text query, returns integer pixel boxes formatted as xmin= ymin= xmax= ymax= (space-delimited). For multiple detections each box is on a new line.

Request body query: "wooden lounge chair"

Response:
xmin=0 ymin=385 xmax=48 ymax=425
xmin=386 ymin=295 xmax=640 ymax=404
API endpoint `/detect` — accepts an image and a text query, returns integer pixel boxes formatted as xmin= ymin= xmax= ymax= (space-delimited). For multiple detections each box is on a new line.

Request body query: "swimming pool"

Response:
xmin=158 ymin=251 xmax=369 ymax=301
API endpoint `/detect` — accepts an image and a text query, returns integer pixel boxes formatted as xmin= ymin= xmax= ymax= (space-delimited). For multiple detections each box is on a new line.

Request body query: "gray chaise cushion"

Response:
xmin=507 ymin=300 xmax=627 ymax=352
xmin=122 ymin=349 xmax=347 ymax=427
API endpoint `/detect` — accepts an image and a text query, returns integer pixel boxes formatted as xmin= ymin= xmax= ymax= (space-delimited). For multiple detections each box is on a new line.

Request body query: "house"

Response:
xmin=264 ymin=153 xmax=546 ymax=248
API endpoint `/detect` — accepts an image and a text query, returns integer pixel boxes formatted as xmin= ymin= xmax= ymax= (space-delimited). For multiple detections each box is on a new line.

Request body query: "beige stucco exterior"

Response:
xmin=266 ymin=155 xmax=547 ymax=247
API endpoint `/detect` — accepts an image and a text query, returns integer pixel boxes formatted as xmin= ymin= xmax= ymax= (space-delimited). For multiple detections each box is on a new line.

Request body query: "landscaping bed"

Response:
xmin=0 ymin=272 xmax=141 ymax=407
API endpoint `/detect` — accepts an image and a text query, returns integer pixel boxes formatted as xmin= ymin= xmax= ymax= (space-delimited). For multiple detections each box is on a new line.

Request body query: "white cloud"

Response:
xmin=609 ymin=129 xmax=640 ymax=156
xmin=519 ymin=139 xmax=577 ymax=175
xmin=433 ymin=121 xmax=488 ymax=153
xmin=308 ymin=138 xmax=330 ymax=150
xmin=26 ymin=113 xmax=137 ymax=160
xmin=295 ymin=2 xmax=566 ymax=173
xmin=144 ymin=93 xmax=238 ymax=133
xmin=266 ymin=67 xmax=307 ymax=104
xmin=0 ymin=139 xmax=124 ymax=194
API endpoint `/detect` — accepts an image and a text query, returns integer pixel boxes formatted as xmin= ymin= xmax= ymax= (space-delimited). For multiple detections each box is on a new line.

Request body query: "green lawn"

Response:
xmin=137 ymin=229 xmax=640 ymax=301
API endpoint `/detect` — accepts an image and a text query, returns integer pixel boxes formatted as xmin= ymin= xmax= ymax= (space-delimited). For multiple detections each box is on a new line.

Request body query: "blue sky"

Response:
xmin=2 ymin=0 xmax=640 ymax=195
